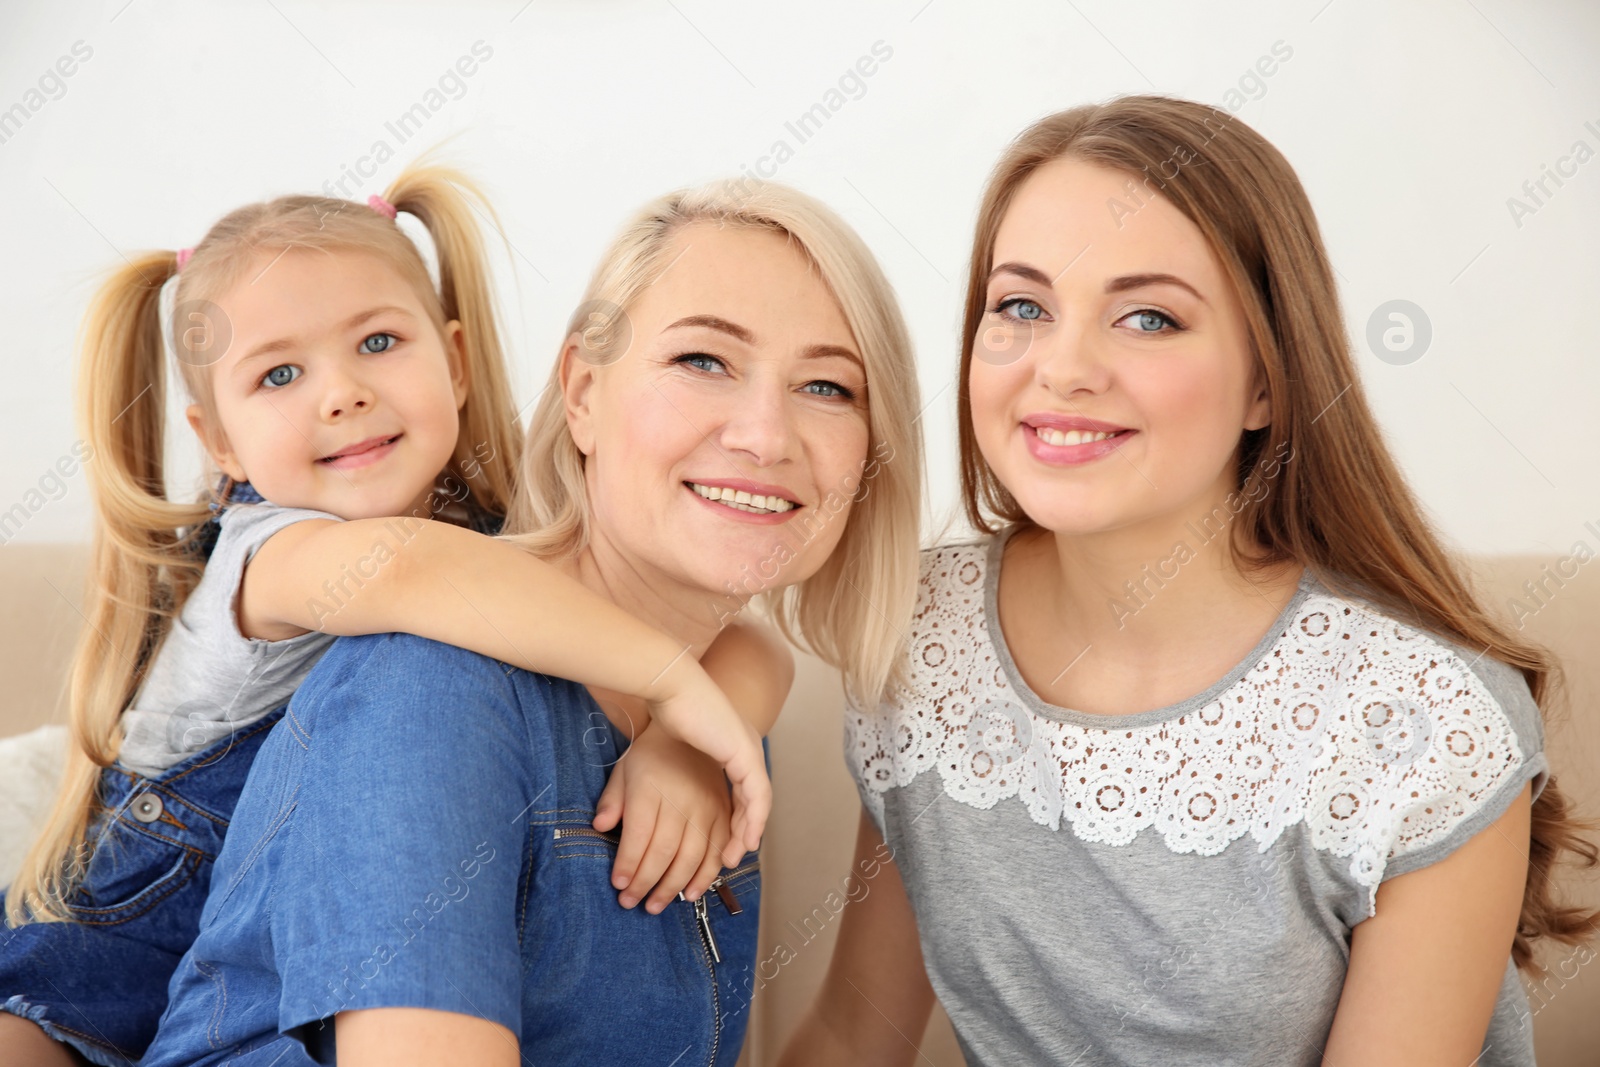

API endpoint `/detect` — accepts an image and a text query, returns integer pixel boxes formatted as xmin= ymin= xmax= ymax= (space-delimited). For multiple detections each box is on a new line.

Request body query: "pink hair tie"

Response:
xmin=367 ymin=194 xmax=398 ymax=220
xmin=175 ymin=248 xmax=194 ymax=271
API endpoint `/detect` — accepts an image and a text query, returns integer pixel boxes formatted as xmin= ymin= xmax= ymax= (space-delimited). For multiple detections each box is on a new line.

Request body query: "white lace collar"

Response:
xmin=846 ymin=536 xmax=1531 ymax=912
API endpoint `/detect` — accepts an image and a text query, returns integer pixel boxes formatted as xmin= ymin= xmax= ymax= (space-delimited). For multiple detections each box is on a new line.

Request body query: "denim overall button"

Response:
xmin=131 ymin=793 xmax=164 ymax=823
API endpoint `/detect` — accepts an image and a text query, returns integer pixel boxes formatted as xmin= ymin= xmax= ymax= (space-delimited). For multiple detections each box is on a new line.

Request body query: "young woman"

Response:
xmin=785 ymin=95 xmax=1598 ymax=1067
xmin=137 ymin=177 xmax=924 ymax=1067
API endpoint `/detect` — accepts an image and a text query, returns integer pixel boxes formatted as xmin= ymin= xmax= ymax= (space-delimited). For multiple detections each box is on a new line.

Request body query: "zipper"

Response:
xmin=552 ymin=824 xmax=759 ymax=1064
xmin=699 ymin=898 xmax=723 ymax=1067
xmin=690 ymin=857 xmax=759 ymax=1067
xmin=684 ymin=857 xmax=761 ymax=960
xmin=551 ymin=826 xmax=621 ymax=844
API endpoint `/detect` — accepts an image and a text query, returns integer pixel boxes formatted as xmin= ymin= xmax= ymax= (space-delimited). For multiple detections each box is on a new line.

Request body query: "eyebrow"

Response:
xmin=1104 ymin=272 xmax=1208 ymax=306
xmin=664 ymin=314 xmax=865 ymax=371
xmin=234 ymin=306 xmax=415 ymax=369
xmin=664 ymin=314 xmax=754 ymax=344
xmin=988 ymin=263 xmax=1208 ymax=306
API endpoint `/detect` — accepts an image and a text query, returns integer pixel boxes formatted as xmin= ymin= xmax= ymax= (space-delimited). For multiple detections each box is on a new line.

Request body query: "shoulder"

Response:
xmin=1298 ymin=576 xmax=1543 ymax=764
xmin=1291 ymin=577 xmax=1547 ymax=894
xmin=214 ymin=501 xmax=342 ymax=558
xmin=218 ymin=500 xmax=343 ymax=535
xmin=295 ymin=632 xmax=530 ymax=724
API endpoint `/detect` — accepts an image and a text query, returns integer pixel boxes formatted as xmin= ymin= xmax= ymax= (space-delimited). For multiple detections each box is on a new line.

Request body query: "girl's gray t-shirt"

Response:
xmin=846 ymin=536 xmax=1546 ymax=1067
xmin=118 ymin=502 xmax=340 ymax=777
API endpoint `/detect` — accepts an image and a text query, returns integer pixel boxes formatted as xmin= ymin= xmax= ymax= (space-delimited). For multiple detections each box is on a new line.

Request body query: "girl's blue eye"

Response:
xmin=262 ymin=364 xmax=301 ymax=388
xmin=1119 ymin=309 xmax=1180 ymax=333
xmin=361 ymin=332 xmax=397 ymax=354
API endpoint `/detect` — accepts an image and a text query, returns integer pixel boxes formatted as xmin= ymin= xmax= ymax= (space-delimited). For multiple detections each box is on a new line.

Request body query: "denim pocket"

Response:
xmin=66 ymin=812 xmax=201 ymax=925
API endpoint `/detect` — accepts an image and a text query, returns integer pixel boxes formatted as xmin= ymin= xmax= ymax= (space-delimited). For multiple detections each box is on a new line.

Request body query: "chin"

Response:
xmin=1008 ymin=490 xmax=1128 ymax=538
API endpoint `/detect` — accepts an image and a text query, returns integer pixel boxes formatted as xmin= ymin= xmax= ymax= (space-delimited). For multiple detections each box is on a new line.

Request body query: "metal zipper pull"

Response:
xmin=694 ymin=895 xmax=722 ymax=964
xmin=712 ymin=876 xmax=742 ymax=915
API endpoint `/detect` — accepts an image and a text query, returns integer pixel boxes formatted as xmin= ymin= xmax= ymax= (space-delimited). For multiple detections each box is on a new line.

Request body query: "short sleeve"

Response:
xmin=213 ymin=502 xmax=343 ymax=597
xmin=269 ymin=633 xmax=539 ymax=1047
xmin=1378 ymin=643 xmax=1548 ymax=887
xmin=843 ymin=692 xmax=891 ymax=840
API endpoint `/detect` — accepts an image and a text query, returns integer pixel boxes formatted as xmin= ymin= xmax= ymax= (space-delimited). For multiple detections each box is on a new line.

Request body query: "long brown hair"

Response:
xmin=6 ymin=163 xmax=522 ymax=925
xmin=957 ymin=95 xmax=1598 ymax=970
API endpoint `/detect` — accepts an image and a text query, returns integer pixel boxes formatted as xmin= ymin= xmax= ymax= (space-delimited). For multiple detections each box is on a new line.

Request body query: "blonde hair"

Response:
xmin=957 ymin=95 xmax=1599 ymax=970
xmin=7 ymin=162 xmax=523 ymax=925
xmin=505 ymin=178 xmax=923 ymax=707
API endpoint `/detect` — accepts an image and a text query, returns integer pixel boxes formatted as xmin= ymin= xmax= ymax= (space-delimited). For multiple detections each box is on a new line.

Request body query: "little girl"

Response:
xmin=786 ymin=96 xmax=1599 ymax=1066
xmin=0 ymin=164 xmax=785 ymax=1067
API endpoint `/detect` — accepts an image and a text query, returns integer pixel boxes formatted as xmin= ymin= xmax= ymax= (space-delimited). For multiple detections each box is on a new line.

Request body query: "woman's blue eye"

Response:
xmin=993 ymin=298 xmax=1044 ymax=322
xmin=675 ymin=353 xmax=726 ymax=374
xmin=360 ymin=332 xmax=396 ymax=354
xmin=262 ymin=364 xmax=301 ymax=388
xmin=1120 ymin=309 xmax=1179 ymax=333
xmin=804 ymin=380 xmax=855 ymax=400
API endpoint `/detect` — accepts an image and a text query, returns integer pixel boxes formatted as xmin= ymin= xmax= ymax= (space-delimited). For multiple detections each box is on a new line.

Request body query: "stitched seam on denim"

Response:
xmin=67 ymin=849 xmax=201 ymax=924
xmin=31 ymin=1016 xmax=130 ymax=1057
xmin=160 ymin=712 xmax=286 ymax=786
xmin=152 ymin=805 xmax=190 ymax=833
xmin=553 ymin=851 xmax=616 ymax=861
xmin=160 ymin=789 xmax=229 ymax=828
xmin=209 ymin=787 xmax=298 ymax=916
xmin=109 ymin=818 xmax=195 ymax=853
xmin=517 ymin=823 xmax=537 ymax=948
xmin=282 ymin=705 xmax=312 ymax=750
xmin=722 ymin=872 xmax=760 ymax=899
xmin=194 ymin=956 xmax=228 ymax=1050
xmin=528 ymin=807 xmax=599 ymax=823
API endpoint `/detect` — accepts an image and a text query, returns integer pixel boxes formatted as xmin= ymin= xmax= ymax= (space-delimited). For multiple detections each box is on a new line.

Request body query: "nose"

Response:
xmin=1033 ymin=317 xmax=1112 ymax=400
xmin=319 ymin=362 xmax=377 ymax=421
xmin=714 ymin=368 xmax=795 ymax=468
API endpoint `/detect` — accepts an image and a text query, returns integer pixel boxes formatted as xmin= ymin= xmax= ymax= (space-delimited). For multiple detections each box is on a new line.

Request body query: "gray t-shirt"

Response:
xmin=118 ymin=502 xmax=340 ymax=777
xmin=845 ymin=535 xmax=1547 ymax=1067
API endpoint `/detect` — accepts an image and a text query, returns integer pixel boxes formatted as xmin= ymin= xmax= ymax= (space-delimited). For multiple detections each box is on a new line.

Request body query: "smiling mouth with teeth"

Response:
xmin=687 ymin=482 xmax=800 ymax=515
xmin=1031 ymin=426 xmax=1123 ymax=447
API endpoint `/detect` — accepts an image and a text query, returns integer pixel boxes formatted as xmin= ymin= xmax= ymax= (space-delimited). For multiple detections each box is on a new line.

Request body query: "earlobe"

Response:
xmin=186 ymin=404 xmax=248 ymax=482
xmin=1243 ymin=379 xmax=1272 ymax=432
xmin=559 ymin=334 xmax=596 ymax=457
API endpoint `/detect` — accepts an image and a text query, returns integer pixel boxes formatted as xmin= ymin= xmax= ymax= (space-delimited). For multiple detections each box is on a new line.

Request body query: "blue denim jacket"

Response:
xmin=141 ymin=632 xmax=761 ymax=1066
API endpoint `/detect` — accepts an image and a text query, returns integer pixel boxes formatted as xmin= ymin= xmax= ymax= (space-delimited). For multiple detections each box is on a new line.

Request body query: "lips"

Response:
xmin=684 ymin=479 xmax=803 ymax=523
xmin=320 ymin=434 xmax=401 ymax=463
xmin=1021 ymin=414 xmax=1135 ymax=466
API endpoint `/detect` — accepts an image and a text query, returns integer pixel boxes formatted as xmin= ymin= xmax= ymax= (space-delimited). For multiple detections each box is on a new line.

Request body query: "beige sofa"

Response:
xmin=2 ymin=546 xmax=1595 ymax=1065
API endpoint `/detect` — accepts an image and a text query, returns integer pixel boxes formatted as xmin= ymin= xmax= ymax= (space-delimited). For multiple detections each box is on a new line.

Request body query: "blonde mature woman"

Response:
xmin=139 ymin=179 xmax=924 ymax=1067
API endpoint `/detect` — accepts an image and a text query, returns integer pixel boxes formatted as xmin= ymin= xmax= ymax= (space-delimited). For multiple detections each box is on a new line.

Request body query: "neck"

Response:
xmin=1019 ymin=486 xmax=1302 ymax=665
xmin=560 ymin=529 xmax=729 ymax=663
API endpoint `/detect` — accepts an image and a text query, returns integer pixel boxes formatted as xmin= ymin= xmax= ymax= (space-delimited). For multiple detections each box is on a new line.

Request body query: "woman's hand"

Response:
xmin=594 ymin=722 xmax=737 ymax=912
xmin=644 ymin=655 xmax=772 ymax=865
